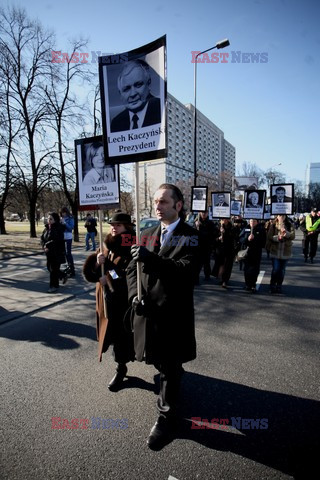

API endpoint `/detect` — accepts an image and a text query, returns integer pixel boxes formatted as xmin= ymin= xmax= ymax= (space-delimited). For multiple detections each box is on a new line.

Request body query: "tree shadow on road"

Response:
xmin=0 ymin=315 xmax=96 ymax=350
xmin=175 ymin=372 xmax=319 ymax=479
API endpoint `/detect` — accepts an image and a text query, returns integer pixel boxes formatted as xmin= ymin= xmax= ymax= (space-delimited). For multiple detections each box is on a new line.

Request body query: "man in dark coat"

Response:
xmin=127 ymin=184 xmax=200 ymax=450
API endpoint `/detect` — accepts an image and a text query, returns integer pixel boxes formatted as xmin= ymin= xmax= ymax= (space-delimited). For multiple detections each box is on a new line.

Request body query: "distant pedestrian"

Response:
xmin=60 ymin=207 xmax=75 ymax=277
xmin=84 ymin=213 xmax=97 ymax=251
xmin=304 ymin=208 xmax=320 ymax=263
xmin=266 ymin=214 xmax=295 ymax=294
xmin=212 ymin=218 xmax=236 ymax=288
xmin=41 ymin=212 xmax=67 ymax=293
xmin=194 ymin=211 xmax=216 ymax=282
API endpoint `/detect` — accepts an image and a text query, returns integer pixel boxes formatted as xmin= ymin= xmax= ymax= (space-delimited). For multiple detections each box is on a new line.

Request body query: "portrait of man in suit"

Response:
xmin=246 ymin=191 xmax=262 ymax=209
xmin=271 ymin=186 xmax=292 ymax=203
xmin=215 ymin=193 xmax=229 ymax=207
xmin=110 ymin=59 xmax=161 ymax=133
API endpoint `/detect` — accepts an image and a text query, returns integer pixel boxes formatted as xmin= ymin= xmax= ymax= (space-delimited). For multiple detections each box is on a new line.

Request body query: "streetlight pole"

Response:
xmin=193 ymin=38 xmax=230 ymax=186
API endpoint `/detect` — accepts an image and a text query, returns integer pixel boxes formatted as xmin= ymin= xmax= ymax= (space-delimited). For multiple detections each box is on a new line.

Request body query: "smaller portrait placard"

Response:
xmin=264 ymin=203 xmax=271 ymax=220
xmin=211 ymin=192 xmax=231 ymax=218
xmin=243 ymin=190 xmax=266 ymax=219
xmin=75 ymin=135 xmax=120 ymax=207
xmin=270 ymin=184 xmax=294 ymax=215
xmin=231 ymin=200 xmax=242 ymax=216
xmin=191 ymin=186 xmax=208 ymax=212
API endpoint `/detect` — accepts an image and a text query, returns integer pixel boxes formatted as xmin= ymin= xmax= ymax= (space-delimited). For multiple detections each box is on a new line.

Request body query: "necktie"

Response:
xmin=161 ymin=227 xmax=168 ymax=246
xmin=132 ymin=114 xmax=139 ymax=129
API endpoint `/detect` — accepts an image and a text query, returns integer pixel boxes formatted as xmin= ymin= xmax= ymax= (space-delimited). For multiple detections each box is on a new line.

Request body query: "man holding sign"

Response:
xmin=127 ymin=184 xmax=200 ymax=450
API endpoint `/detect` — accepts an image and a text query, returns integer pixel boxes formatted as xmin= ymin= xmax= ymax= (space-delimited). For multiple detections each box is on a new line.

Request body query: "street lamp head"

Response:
xmin=216 ymin=38 xmax=230 ymax=49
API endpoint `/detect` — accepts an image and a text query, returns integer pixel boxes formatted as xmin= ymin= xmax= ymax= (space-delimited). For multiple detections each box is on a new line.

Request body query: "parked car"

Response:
xmin=7 ymin=213 xmax=21 ymax=221
xmin=140 ymin=217 xmax=159 ymax=232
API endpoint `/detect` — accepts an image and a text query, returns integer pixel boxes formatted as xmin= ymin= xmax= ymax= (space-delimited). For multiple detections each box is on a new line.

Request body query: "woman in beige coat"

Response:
xmin=266 ymin=214 xmax=295 ymax=293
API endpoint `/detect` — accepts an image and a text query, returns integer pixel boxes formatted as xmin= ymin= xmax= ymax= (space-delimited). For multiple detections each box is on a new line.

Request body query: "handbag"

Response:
xmin=236 ymin=247 xmax=249 ymax=261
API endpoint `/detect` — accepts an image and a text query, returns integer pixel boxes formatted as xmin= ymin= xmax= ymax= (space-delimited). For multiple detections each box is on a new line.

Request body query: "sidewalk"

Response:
xmin=0 ymin=246 xmax=95 ymax=325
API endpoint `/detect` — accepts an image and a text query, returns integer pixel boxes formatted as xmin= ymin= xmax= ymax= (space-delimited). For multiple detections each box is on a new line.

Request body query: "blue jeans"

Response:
xmin=86 ymin=232 xmax=96 ymax=250
xmin=271 ymin=258 xmax=287 ymax=286
xmin=65 ymin=239 xmax=74 ymax=272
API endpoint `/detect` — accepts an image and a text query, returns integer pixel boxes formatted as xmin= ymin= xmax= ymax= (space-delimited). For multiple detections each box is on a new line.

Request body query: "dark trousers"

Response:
xmin=47 ymin=258 xmax=61 ymax=288
xmin=212 ymin=254 xmax=234 ymax=283
xmin=65 ymin=239 xmax=74 ymax=272
xmin=244 ymin=261 xmax=260 ymax=288
xmin=154 ymin=362 xmax=184 ymax=418
xmin=270 ymin=258 xmax=288 ymax=286
xmin=303 ymin=234 xmax=318 ymax=259
xmin=197 ymin=249 xmax=211 ymax=280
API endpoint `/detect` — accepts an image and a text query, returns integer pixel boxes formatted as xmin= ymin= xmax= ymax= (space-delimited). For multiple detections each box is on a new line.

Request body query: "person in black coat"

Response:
xmin=211 ymin=218 xmax=236 ymax=288
xmin=194 ymin=211 xmax=216 ymax=281
xmin=41 ymin=212 xmax=66 ymax=293
xmin=83 ymin=212 xmax=135 ymax=391
xmin=127 ymin=184 xmax=200 ymax=450
xmin=243 ymin=219 xmax=266 ymax=292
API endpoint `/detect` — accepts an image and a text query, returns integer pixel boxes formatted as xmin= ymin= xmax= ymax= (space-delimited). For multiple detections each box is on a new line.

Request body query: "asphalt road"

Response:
xmin=0 ymin=232 xmax=319 ymax=480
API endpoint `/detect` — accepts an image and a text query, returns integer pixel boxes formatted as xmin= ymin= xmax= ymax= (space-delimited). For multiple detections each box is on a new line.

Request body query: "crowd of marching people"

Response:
xmin=193 ymin=206 xmax=320 ymax=293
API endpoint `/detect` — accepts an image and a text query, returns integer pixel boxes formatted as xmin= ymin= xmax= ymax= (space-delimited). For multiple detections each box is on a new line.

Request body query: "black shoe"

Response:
xmin=147 ymin=416 xmax=175 ymax=450
xmin=108 ymin=365 xmax=127 ymax=392
xmin=251 ymin=287 xmax=257 ymax=293
xmin=310 ymin=257 xmax=314 ymax=264
xmin=304 ymin=256 xmax=308 ymax=262
xmin=62 ymin=274 xmax=68 ymax=285
xmin=270 ymin=285 xmax=276 ymax=294
xmin=276 ymin=285 xmax=282 ymax=294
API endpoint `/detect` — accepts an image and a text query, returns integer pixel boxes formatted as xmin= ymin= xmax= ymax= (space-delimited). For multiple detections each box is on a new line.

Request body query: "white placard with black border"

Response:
xmin=75 ymin=136 xmax=120 ymax=207
xmin=211 ymin=192 xmax=231 ymax=218
xmin=243 ymin=190 xmax=266 ymax=219
xmin=191 ymin=186 xmax=208 ymax=213
xmin=270 ymin=184 xmax=294 ymax=215
xmin=231 ymin=200 xmax=242 ymax=216
xmin=99 ymin=36 xmax=167 ymax=164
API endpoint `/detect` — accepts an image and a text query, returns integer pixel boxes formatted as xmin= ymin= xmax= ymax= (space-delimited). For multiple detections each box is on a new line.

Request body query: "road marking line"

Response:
xmin=256 ymin=270 xmax=265 ymax=291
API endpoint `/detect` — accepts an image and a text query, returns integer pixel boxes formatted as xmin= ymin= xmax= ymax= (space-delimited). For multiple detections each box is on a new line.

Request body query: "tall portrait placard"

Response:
xmin=99 ymin=36 xmax=167 ymax=164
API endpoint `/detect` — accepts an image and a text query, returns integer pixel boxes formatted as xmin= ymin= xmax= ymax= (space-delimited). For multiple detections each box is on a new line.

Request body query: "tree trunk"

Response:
xmin=0 ymin=208 xmax=7 ymax=234
xmin=29 ymin=201 xmax=37 ymax=238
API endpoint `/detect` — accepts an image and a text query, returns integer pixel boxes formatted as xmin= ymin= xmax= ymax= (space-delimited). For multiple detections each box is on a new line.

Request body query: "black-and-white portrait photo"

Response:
xmin=214 ymin=192 xmax=229 ymax=207
xmin=246 ymin=191 xmax=263 ymax=209
xmin=271 ymin=185 xmax=292 ymax=203
xmin=271 ymin=184 xmax=294 ymax=215
xmin=82 ymin=141 xmax=116 ymax=186
xmin=110 ymin=59 xmax=161 ymax=133
xmin=75 ymin=136 xmax=120 ymax=207
xmin=191 ymin=186 xmax=208 ymax=212
xmin=99 ymin=36 xmax=167 ymax=164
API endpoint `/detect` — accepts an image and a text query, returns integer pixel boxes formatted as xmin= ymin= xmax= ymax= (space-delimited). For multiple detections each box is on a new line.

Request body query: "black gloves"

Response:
xmin=130 ymin=245 xmax=152 ymax=262
xmin=132 ymin=296 xmax=148 ymax=316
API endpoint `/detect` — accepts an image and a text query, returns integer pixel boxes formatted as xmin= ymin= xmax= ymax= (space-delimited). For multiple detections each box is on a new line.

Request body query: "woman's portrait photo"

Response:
xmin=82 ymin=141 xmax=116 ymax=186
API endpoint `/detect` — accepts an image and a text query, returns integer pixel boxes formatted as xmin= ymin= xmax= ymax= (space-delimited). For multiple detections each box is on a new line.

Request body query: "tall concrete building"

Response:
xmin=305 ymin=162 xmax=320 ymax=194
xmin=139 ymin=92 xmax=236 ymax=214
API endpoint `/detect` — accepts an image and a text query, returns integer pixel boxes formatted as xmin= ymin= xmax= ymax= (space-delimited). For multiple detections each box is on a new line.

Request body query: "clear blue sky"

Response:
xmin=8 ymin=0 xmax=320 ymax=183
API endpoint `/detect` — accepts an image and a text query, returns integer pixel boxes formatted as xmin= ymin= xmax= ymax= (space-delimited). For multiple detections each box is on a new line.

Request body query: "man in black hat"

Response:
xmin=304 ymin=208 xmax=320 ymax=263
xmin=126 ymin=184 xmax=200 ymax=450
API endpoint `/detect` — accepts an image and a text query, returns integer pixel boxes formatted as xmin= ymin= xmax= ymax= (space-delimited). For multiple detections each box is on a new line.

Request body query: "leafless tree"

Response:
xmin=0 ymin=6 xmax=56 ymax=237
xmin=44 ymin=38 xmax=93 ymax=241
